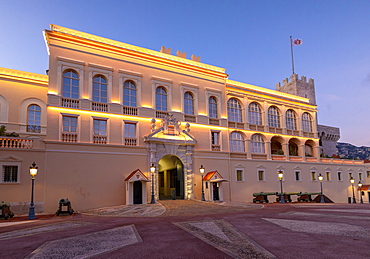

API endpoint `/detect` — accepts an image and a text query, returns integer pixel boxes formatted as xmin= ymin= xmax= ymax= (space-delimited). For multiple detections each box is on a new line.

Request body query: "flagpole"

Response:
xmin=290 ymin=36 xmax=295 ymax=75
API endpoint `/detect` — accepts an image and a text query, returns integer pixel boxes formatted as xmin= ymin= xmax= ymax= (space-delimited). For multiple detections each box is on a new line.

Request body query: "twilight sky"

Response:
xmin=1 ymin=0 xmax=370 ymax=146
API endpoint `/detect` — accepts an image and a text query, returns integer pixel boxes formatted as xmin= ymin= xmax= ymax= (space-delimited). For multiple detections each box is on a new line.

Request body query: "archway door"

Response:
xmin=158 ymin=155 xmax=184 ymax=200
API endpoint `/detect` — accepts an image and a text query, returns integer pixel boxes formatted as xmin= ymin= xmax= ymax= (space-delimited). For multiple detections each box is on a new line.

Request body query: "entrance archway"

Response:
xmin=158 ymin=155 xmax=184 ymax=200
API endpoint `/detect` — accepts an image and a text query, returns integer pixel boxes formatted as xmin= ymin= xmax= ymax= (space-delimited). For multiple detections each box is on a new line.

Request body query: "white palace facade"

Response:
xmin=1 ymin=25 xmax=369 ymax=214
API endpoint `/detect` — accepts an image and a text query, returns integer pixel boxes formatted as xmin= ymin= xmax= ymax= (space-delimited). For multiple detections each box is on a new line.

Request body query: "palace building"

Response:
xmin=1 ymin=25 xmax=368 ymax=214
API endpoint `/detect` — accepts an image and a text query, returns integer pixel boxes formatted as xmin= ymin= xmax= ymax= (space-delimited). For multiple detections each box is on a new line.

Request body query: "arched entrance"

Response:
xmin=158 ymin=155 xmax=184 ymax=200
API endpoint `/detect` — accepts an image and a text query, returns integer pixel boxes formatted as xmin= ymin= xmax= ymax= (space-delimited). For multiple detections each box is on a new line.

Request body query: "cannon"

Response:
xmin=252 ymin=192 xmax=278 ymax=203
xmin=297 ymin=192 xmax=322 ymax=202
xmin=0 ymin=201 xmax=14 ymax=220
xmin=56 ymin=198 xmax=74 ymax=216
xmin=276 ymin=192 xmax=300 ymax=202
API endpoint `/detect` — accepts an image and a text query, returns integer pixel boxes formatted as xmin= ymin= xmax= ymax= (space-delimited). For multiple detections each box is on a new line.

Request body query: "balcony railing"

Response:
xmin=27 ymin=125 xmax=41 ymax=133
xmin=156 ymin=111 xmax=169 ymax=119
xmin=249 ymin=124 xmax=265 ymax=131
xmin=0 ymin=137 xmax=33 ymax=149
xmin=62 ymin=133 xmax=78 ymax=142
xmin=303 ymin=132 xmax=315 ymax=138
xmin=209 ymin=118 xmax=220 ymax=125
xmin=184 ymin=115 xmax=196 ymax=123
xmin=228 ymin=122 xmax=244 ymax=129
xmin=212 ymin=144 xmax=220 ymax=151
xmin=61 ymin=98 xmax=79 ymax=108
xmin=287 ymin=129 xmax=300 ymax=136
xmin=272 ymin=155 xmax=286 ymax=161
xmin=93 ymin=135 xmax=107 ymax=144
xmin=124 ymin=138 xmax=137 ymax=146
xmin=123 ymin=106 xmax=138 ymax=115
xmin=92 ymin=102 xmax=108 ymax=112
xmin=268 ymin=127 xmax=283 ymax=134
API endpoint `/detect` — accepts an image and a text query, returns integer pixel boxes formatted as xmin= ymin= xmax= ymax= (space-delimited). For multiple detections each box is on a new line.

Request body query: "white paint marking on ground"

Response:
xmin=26 ymin=225 xmax=141 ymax=259
xmin=0 ymin=220 xmax=40 ymax=228
xmin=0 ymin=221 xmax=91 ymax=240
xmin=190 ymin=221 xmax=231 ymax=242
xmin=263 ymin=218 xmax=370 ymax=238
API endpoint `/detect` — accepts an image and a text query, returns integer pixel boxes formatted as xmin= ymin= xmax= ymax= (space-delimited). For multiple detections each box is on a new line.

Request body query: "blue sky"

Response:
xmin=1 ymin=0 xmax=370 ymax=146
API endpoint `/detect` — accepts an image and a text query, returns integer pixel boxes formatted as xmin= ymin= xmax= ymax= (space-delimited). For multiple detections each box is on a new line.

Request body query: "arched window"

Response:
xmin=184 ymin=92 xmax=194 ymax=115
xmin=93 ymin=75 xmax=108 ymax=103
xmin=156 ymin=87 xmax=167 ymax=111
xmin=227 ymin=98 xmax=242 ymax=122
xmin=230 ymin=132 xmax=245 ymax=152
xmin=268 ymin=106 xmax=280 ymax=128
xmin=302 ymin=112 xmax=312 ymax=132
xmin=248 ymin=102 xmax=262 ymax=125
xmin=251 ymin=134 xmax=265 ymax=153
xmin=209 ymin=96 xmax=218 ymax=118
xmin=27 ymin=104 xmax=41 ymax=133
xmin=123 ymin=80 xmax=137 ymax=107
xmin=62 ymin=70 xmax=79 ymax=99
xmin=286 ymin=109 xmax=297 ymax=130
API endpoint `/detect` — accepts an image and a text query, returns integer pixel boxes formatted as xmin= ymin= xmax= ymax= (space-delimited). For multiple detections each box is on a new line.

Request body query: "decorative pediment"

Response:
xmin=124 ymin=169 xmax=150 ymax=182
xmin=203 ymin=171 xmax=229 ymax=182
xmin=0 ymin=155 xmax=22 ymax=162
xmin=324 ymin=167 xmax=331 ymax=172
xmin=293 ymin=166 xmax=301 ymax=170
xmin=145 ymin=115 xmax=196 ymax=145
xmin=256 ymin=164 xmax=266 ymax=169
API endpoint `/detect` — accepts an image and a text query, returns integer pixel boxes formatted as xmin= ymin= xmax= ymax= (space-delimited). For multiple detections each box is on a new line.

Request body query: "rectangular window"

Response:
xmin=359 ymin=173 xmax=363 ymax=181
xmin=258 ymin=170 xmax=265 ymax=181
xmin=3 ymin=165 xmax=18 ymax=183
xmin=311 ymin=171 xmax=316 ymax=181
xmin=295 ymin=171 xmax=301 ymax=181
xmin=236 ymin=169 xmax=243 ymax=182
xmin=62 ymin=116 xmax=78 ymax=133
xmin=367 ymin=171 xmax=370 ymax=178
xmin=349 ymin=172 xmax=353 ymax=179
xmin=124 ymin=122 xmax=137 ymax=146
xmin=93 ymin=119 xmax=107 ymax=136
xmin=211 ymin=131 xmax=220 ymax=151
xmin=326 ymin=171 xmax=331 ymax=181
xmin=337 ymin=171 xmax=342 ymax=181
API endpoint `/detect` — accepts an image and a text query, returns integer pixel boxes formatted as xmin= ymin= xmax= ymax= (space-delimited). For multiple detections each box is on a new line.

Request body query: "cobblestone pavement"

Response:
xmin=2 ymin=201 xmax=370 ymax=259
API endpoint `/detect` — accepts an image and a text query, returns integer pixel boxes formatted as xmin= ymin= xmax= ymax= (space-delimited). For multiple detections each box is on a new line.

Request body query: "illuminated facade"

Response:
xmin=1 ymin=25 xmax=368 ymax=214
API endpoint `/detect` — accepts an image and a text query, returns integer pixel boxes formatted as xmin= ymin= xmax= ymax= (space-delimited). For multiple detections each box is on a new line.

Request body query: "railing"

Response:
xmin=230 ymin=152 xmax=247 ymax=158
xmin=61 ymin=98 xmax=79 ymax=108
xmin=27 ymin=125 xmax=41 ymax=133
xmin=251 ymin=154 xmax=268 ymax=160
xmin=156 ymin=111 xmax=169 ymax=119
xmin=93 ymin=135 xmax=107 ymax=144
xmin=287 ymin=129 xmax=299 ymax=136
xmin=272 ymin=155 xmax=286 ymax=161
xmin=184 ymin=115 xmax=196 ymax=123
xmin=62 ymin=133 xmax=78 ymax=142
xmin=212 ymin=144 xmax=220 ymax=151
xmin=209 ymin=118 xmax=220 ymax=125
xmin=123 ymin=106 xmax=138 ymax=115
xmin=303 ymin=132 xmax=315 ymax=138
xmin=249 ymin=124 xmax=265 ymax=131
xmin=0 ymin=137 xmax=33 ymax=149
xmin=124 ymin=138 xmax=137 ymax=146
xmin=289 ymin=156 xmax=303 ymax=162
xmin=92 ymin=102 xmax=108 ymax=112
xmin=306 ymin=157 xmax=318 ymax=162
xmin=228 ymin=122 xmax=244 ymax=129
xmin=268 ymin=127 xmax=283 ymax=134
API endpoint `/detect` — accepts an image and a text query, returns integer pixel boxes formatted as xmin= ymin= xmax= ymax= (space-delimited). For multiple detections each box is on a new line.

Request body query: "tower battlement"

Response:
xmin=276 ymin=74 xmax=316 ymax=105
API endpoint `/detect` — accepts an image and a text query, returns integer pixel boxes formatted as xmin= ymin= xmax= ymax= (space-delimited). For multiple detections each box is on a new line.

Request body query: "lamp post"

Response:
xmin=318 ymin=173 xmax=325 ymax=203
xmin=200 ymin=165 xmax=205 ymax=201
xmin=150 ymin=163 xmax=156 ymax=204
xmin=350 ymin=177 xmax=356 ymax=204
xmin=278 ymin=170 xmax=285 ymax=204
xmin=28 ymin=162 xmax=38 ymax=220
xmin=358 ymin=182 xmax=364 ymax=204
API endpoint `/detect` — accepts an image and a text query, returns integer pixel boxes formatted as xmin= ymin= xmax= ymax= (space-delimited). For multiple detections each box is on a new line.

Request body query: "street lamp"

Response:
xmin=350 ymin=177 xmax=356 ymax=204
xmin=318 ymin=173 xmax=325 ymax=203
xmin=199 ymin=165 xmax=205 ymax=201
xmin=28 ymin=162 xmax=38 ymax=220
xmin=150 ymin=163 xmax=156 ymax=204
xmin=358 ymin=181 xmax=364 ymax=204
xmin=278 ymin=170 xmax=285 ymax=204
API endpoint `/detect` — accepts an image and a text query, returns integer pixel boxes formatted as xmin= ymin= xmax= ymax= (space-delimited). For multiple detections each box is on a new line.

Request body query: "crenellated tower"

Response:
xmin=275 ymin=74 xmax=316 ymax=105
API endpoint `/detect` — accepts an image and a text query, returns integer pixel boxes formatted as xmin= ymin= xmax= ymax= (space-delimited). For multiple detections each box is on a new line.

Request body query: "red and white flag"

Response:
xmin=292 ymin=39 xmax=303 ymax=46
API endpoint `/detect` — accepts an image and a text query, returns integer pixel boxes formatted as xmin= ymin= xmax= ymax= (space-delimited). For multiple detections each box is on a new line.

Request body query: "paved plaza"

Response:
xmin=1 ymin=200 xmax=370 ymax=258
